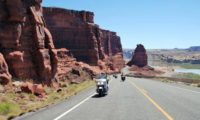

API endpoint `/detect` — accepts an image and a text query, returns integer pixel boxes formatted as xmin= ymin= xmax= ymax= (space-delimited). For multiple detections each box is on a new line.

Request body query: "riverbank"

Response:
xmin=149 ymin=61 xmax=200 ymax=69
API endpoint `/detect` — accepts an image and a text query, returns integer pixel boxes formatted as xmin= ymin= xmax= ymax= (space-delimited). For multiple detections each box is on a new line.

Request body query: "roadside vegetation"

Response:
xmin=152 ymin=78 xmax=170 ymax=83
xmin=150 ymin=61 xmax=200 ymax=69
xmin=165 ymin=62 xmax=200 ymax=69
xmin=174 ymin=63 xmax=200 ymax=69
xmin=183 ymin=73 xmax=200 ymax=80
xmin=0 ymin=80 xmax=95 ymax=120
xmin=151 ymin=77 xmax=200 ymax=87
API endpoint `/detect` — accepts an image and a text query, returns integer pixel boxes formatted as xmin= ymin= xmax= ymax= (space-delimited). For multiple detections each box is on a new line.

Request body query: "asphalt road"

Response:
xmin=13 ymin=76 xmax=200 ymax=120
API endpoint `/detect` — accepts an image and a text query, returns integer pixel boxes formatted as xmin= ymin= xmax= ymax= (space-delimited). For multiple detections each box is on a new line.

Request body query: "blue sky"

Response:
xmin=43 ymin=0 xmax=200 ymax=49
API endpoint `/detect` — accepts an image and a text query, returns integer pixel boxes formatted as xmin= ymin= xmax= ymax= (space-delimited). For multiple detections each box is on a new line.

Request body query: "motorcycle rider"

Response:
xmin=106 ymin=72 xmax=109 ymax=84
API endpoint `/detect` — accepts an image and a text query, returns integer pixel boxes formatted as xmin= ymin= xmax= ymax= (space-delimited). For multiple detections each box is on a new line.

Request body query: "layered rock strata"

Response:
xmin=43 ymin=7 xmax=125 ymax=73
xmin=0 ymin=0 xmax=58 ymax=85
xmin=127 ymin=44 xmax=147 ymax=67
xmin=0 ymin=53 xmax=11 ymax=85
xmin=101 ymin=30 xmax=124 ymax=71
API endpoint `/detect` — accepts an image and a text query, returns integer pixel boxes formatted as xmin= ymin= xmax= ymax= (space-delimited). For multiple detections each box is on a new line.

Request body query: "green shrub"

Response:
xmin=186 ymin=83 xmax=191 ymax=86
xmin=7 ymin=93 xmax=17 ymax=99
xmin=44 ymin=87 xmax=54 ymax=95
xmin=179 ymin=63 xmax=200 ymax=69
xmin=183 ymin=73 xmax=200 ymax=80
xmin=197 ymin=83 xmax=200 ymax=87
xmin=0 ymin=102 xmax=19 ymax=115
xmin=48 ymin=93 xmax=59 ymax=102
xmin=29 ymin=94 xmax=36 ymax=101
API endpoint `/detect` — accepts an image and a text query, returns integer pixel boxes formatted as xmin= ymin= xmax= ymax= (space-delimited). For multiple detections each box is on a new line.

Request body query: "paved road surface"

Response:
xmin=13 ymin=76 xmax=200 ymax=120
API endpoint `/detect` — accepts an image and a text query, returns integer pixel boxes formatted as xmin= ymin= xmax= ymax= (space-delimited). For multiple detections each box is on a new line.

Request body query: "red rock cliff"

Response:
xmin=101 ymin=30 xmax=125 ymax=71
xmin=127 ymin=44 xmax=147 ymax=67
xmin=43 ymin=7 xmax=125 ymax=72
xmin=0 ymin=0 xmax=58 ymax=85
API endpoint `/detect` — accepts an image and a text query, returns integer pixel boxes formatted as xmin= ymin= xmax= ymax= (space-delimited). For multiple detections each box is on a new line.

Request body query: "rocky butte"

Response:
xmin=127 ymin=44 xmax=163 ymax=76
xmin=43 ymin=7 xmax=125 ymax=73
xmin=0 ymin=0 xmax=58 ymax=86
xmin=127 ymin=44 xmax=148 ymax=67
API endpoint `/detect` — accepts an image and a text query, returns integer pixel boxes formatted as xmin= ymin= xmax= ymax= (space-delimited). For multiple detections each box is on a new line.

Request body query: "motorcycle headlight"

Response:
xmin=97 ymin=82 xmax=104 ymax=85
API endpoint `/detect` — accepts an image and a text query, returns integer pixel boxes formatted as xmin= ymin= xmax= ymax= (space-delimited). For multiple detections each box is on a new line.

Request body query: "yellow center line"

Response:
xmin=129 ymin=80 xmax=174 ymax=120
xmin=142 ymin=89 xmax=147 ymax=94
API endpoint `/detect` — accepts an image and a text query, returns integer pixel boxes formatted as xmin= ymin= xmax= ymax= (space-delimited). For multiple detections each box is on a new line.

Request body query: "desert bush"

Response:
xmin=0 ymin=102 xmax=19 ymax=115
xmin=183 ymin=73 xmax=200 ymax=80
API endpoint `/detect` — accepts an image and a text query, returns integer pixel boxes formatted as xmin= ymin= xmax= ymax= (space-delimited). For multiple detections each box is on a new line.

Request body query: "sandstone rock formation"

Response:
xmin=127 ymin=44 xmax=164 ymax=76
xmin=0 ymin=0 xmax=58 ymax=85
xmin=56 ymin=48 xmax=76 ymax=80
xmin=0 ymin=53 xmax=11 ymax=85
xmin=0 ymin=2 xmax=125 ymax=86
xmin=128 ymin=65 xmax=164 ymax=77
xmin=21 ymin=82 xmax=46 ymax=97
xmin=127 ymin=44 xmax=147 ymax=67
xmin=101 ymin=30 xmax=125 ymax=72
xmin=43 ymin=7 xmax=125 ymax=73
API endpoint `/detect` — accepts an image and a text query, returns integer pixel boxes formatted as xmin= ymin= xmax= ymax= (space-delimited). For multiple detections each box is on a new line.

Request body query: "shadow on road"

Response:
xmin=91 ymin=94 xmax=107 ymax=98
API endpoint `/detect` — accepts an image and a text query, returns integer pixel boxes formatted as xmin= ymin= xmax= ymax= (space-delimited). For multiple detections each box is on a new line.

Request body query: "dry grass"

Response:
xmin=152 ymin=78 xmax=171 ymax=83
xmin=152 ymin=77 xmax=200 ymax=87
xmin=0 ymin=80 xmax=95 ymax=120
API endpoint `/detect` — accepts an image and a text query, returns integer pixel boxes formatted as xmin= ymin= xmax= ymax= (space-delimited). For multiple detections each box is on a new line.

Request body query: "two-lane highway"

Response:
xmin=13 ymin=76 xmax=200 ymax=120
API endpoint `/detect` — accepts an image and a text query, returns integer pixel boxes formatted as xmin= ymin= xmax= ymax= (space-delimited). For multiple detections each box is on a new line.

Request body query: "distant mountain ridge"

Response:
xmin=123 ymin=49 xmax=134 ymax=59
xmin=123 ymin=46 xmax=200 ymax=60
xmin=187 ymin=46 xmax=200 ymax=52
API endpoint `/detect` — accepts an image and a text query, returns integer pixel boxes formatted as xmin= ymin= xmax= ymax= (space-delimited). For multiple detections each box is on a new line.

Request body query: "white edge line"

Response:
xmin=54 ymin=76 xmax=114 ymax=120
xmin=54 ymin=92 xmax=96 ymax=120
xmin=167 ymin=84 xmax=200 ymax=94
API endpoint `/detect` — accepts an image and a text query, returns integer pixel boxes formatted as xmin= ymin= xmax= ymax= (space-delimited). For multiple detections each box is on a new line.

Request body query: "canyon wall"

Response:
xmin=101 ymin=30 xmax=124 ymax=71
xmin=0 ymin=3 xmax=125 ymax=86
xmin=43 ymin=7 xmax=125 ymax=72
xmin=0 ymin=0 xmax=58 ymax=85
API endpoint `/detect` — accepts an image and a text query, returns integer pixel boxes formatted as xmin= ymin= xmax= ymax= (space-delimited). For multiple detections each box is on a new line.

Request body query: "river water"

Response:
xmin=151 ymin=65 xmax=200 ymax=75
xmin=174 ymin=69 xmax=200 ymax=75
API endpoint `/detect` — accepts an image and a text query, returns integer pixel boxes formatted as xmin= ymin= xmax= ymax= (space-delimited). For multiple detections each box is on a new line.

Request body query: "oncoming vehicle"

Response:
xmin=95 ymin=75 xmax=109 ymax=96
xmin=121 ymin=74 xmax=126 ymax=82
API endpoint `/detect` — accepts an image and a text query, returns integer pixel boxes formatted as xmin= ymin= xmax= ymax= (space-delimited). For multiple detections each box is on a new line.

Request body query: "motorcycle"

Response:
xmin=113 ymin=74 xmax=118 ymax=78
xmin=121 ymin=74 xmax=126 ymax=82
xmin=96 ymin=75 xmax=109 ymax=96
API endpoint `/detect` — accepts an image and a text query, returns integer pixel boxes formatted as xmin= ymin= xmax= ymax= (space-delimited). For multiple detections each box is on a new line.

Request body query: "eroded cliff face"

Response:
xmin=43 ymin=7 xmax=99 ymax=65
xmin=0 ymin=0 xmax=58 ymax=86
xmin=0 ymin=53 xmax=11 ymax=85
xmin=127 ymin=44 xmax=148 ymax=67
xmin=101 ymin=30 xmax=125 ymax=71
xmin=43 ymin=7 xmax=125 ymax=72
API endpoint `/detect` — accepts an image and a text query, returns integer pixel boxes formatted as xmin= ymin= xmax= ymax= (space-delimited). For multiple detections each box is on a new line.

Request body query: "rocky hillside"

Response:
xmin=43 ymin=7 xmax=125 ymax=72
xmin=0 ymin=1 xmax=124 ymax=86
xmin=0 ymin=0 xmax=58 ymax=86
